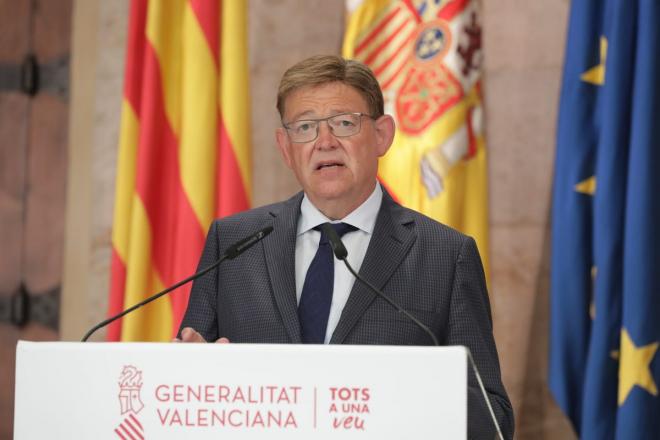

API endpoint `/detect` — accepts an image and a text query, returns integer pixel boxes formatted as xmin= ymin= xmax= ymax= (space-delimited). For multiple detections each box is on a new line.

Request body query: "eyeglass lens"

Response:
xmin=287 ymin=113 xmax=362 ymax=142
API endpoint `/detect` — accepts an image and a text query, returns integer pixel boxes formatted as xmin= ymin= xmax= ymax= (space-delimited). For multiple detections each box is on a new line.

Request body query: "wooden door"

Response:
xmin=0 ymin=0 xmax=71 ymax=436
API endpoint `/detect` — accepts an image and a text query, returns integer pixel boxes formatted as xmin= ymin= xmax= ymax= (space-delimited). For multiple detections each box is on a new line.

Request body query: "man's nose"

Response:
xmin=315 ymin=121 xmax=338 ymax=148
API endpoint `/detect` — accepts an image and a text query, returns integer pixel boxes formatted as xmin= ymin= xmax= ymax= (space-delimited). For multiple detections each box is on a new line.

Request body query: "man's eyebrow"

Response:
xmin=289 ymin=109 xmax=352 ymax=121
xmin=289 ymin=110 xmax=317 ymax=121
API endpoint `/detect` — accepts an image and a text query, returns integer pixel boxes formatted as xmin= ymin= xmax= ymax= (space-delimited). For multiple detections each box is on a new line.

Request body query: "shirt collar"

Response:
xmin=297 ymin=183 xmax=383 ymax=236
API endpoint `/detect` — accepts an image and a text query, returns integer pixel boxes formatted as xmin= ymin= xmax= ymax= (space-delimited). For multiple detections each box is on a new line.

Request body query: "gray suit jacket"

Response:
xmin=180 ymin=190 xmax=514 ymax=439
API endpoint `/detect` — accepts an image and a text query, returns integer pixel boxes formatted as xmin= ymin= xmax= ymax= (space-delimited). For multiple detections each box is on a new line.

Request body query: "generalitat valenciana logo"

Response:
xmin=114 ymin=365 xmax=145 ymax=439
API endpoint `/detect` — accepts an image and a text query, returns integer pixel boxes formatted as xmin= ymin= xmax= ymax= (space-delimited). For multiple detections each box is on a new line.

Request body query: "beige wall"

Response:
xmin=483 ymin=1 xmax=575 ymax=437
xmin=62 ymin=1 xmax=576 ymax=437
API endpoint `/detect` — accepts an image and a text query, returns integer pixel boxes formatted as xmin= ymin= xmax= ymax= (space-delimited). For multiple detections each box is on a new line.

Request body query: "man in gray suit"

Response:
xmin=178 ymin=55 xmax=513 ymax=439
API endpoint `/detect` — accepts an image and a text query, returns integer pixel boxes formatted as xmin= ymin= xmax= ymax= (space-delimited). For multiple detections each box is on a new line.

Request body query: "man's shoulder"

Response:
xmin=215 ymin=201 xmax=281 ymax=225
xmin=386 ymin=198 xmax=470 ymax=249
xmin=207 ymin=192 xmax=301 ymax=236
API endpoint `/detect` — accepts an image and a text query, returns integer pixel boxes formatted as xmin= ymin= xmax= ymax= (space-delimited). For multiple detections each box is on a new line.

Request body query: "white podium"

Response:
xmin=14 ymin=341 xmax=467 ymax=439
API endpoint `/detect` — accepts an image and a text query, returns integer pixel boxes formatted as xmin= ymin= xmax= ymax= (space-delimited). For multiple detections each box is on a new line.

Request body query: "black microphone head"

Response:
xmin=257 ymin=225 xmax=274 ymax=239
xmin=226 ymin=226 xmax=274 ymax=259
xmin=320 ymin=223 xmax=348 ymax=260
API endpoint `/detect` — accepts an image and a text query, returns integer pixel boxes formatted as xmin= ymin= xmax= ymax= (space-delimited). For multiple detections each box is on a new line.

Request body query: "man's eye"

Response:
xmin=294 ymin=123 xmax=313 ymax=133
xmin=333 ymin=117 xmax=356 ymax=128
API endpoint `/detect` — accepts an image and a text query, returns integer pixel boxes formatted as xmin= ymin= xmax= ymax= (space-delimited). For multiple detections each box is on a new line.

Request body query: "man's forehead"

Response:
xmin=284 ymin=82 xmax=369 ymax=120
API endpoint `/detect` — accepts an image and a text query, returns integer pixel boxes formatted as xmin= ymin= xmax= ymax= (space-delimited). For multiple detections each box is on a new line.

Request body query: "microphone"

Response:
xmin=320 ymin=223 xmax=438 ymax=346
xmin=321 ymin=223 xmax=504 ymax=440
xmin=81 ymin=226 xmax=274 ymax=342
xmin=225 ymin=226 xmax=273 ymax=259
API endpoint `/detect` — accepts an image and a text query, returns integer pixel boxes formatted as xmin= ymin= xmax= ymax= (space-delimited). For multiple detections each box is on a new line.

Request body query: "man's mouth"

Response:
xmin=316 ymin=161 xmax=344 ymax=170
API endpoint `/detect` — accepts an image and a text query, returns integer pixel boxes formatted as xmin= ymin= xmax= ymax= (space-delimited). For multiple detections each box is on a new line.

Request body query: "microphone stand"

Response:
xmin=320 ymin=223 xmax=504 ymax=440
xmin=81 ymin=226 xmax=273 ymax=342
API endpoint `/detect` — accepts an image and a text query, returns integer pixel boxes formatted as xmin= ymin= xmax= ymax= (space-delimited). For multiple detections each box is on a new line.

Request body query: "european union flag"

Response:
xmin=550 ymin=0 xmax=660 ymax=438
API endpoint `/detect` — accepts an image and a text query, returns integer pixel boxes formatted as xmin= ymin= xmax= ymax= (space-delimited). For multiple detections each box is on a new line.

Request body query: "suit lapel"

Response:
xmin=330 ymin=192 xmax=416 ymax=344
xmin=263 ymin=193 xmax=304 ymax=343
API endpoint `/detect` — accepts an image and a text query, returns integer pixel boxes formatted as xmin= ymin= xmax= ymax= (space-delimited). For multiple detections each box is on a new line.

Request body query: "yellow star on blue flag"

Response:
xmin=581 ymin=36 xmax=607 ymax=86
xmin=618 ymin=328 xmax=659 ymax=406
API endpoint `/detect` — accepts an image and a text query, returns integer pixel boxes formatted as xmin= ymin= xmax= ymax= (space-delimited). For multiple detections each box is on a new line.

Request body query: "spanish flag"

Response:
xmin=107 ymin=0 xmax=251 ymax=341
xmin=343 ymin=0 xmax=490 ymax=277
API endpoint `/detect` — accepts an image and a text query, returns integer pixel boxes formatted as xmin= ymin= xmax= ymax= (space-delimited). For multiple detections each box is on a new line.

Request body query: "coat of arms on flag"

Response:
xmin=343 ymin=0 xmax=490 ymax=278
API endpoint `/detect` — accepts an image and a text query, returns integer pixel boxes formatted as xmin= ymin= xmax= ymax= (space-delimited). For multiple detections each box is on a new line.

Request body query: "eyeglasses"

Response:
xmin=282 ymin=112 xmax=375 ymax=143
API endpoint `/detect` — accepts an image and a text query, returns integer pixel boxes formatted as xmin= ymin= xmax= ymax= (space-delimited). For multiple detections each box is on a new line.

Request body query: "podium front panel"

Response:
xmin=15 ymin=341 xmax=466 ymax=439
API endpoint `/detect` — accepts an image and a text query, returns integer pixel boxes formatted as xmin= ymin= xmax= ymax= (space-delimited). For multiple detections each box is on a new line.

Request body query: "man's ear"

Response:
xmin=373 ymin=115 xmax=395 ymax=157
xmin=275 ymin=127 xmax=293 ymax=169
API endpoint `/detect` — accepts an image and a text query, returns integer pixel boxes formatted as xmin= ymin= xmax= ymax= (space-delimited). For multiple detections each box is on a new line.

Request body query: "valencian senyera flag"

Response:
xmin=549 ymin=0 xmax=660 ymax=438
xmin=107 ymin=0 xmax=251 ymax=341
xmin=343 ymin=0 xmax=490 ymax=278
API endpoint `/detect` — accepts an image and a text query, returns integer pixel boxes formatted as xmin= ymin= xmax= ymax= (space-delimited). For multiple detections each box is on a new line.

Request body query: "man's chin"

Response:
xmin=310 ymin=188 xmax=350 ymax=203
xmin=306 ymin=184 xmax=352 ymax=204
xmin=306 ymin=176 xmax=351 ymax=198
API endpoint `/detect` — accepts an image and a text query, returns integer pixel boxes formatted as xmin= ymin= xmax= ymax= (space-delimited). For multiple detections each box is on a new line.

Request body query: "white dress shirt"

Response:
xmin=295 ymin=183 xmax=383 ymax=343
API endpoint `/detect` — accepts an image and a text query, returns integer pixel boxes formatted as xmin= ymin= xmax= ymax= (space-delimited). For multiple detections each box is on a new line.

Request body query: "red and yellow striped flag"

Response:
xmin=107 ymin=0 xmax=251 ymax=341
xmin=343 ymin=0 xmax=490 ymax=278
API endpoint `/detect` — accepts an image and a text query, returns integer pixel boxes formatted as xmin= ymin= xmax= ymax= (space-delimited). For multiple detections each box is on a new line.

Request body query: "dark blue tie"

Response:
xmin=299 ymin=222 xmax=357 ymax=344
